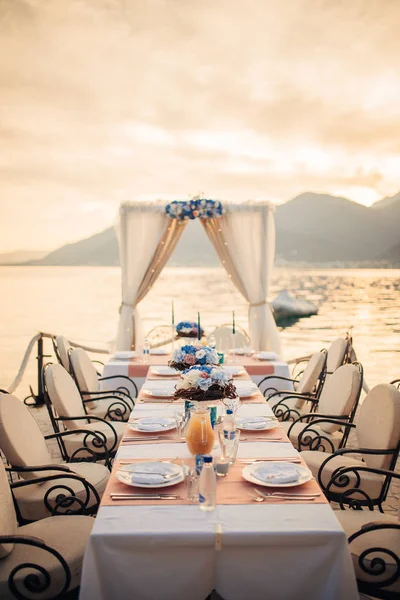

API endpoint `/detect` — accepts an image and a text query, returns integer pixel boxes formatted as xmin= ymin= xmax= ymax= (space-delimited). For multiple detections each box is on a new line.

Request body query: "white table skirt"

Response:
xmin=81 ymin=372 xmax=358 ymax=600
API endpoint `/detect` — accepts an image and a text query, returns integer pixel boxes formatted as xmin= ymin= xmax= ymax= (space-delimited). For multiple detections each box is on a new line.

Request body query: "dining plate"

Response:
xmin=242 ymin=462 xmax=312 ymax=488
xmin=223 ymin=366 xmax=246 ymax=376
xmin=113 ymin=351 xmax=138 ymax=360
xmin=128 ymin=417 xmax=176 ymax=433
xmin=254 ymin=352 xmax=278 ymax=361
xmin=116 ymin=461 xmax=184 ymax=489
xmin=238 ymin=389 xmax=259 ymax=399
xmin=236 ymin=417 xmax=278 ymax=431
xmin=152 ymin=366 xmax=179 ymax=377
xmin=142 ymin=388 xmax=174 ymax=398
xmin=149 ymin=348 xmax=169 ymax=355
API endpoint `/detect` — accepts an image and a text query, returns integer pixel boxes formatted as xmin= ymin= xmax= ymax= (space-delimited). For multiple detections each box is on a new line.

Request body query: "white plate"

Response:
xmin=152 ymin=366 xmax=178 ymax=377
xmin=116 ymin=461 xmax=184 ymax=489
xmin=128 ymin=418 xmax=176 ymax=433
xmin=238 ymin=389 xmax=259 ymax=399
xmin=242 ymin=462 xmax=312 ymax=488
xmin=150 ymin=348 xmax=169 ymax=355
xmin=142 ymin=388 xmax=174 ymax=398
xmin=236 ymin=417 xmax=278 ymax=431
xmin=254 ymin=352 xmax=278 ymax=361
xmin=223 ymin=366 xmax=245 ymax=376
xmin=113 ymin=351 xmax=138 ymax=360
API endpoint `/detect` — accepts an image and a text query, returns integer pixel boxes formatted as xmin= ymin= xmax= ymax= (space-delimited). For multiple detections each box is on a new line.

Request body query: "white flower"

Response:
xmin=196 ymin=349 xmax=206 ymax=359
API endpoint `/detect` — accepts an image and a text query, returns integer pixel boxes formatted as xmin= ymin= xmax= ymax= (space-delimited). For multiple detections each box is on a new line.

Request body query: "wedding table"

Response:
xmin=80 ymin=367 xmax=358 ymax=600
xmin=101 ymin=352 xmax=293 ymax=393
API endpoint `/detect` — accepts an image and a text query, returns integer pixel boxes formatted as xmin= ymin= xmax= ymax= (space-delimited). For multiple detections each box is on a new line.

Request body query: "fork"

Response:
xmin=253 ymin=487 xmax=321 ymax=499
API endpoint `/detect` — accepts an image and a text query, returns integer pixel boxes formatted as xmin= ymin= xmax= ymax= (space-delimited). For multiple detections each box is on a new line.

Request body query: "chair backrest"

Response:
xmin=317 ymin=363 xmax=363 ymax=433
xmin=326 ymin=338 xmax=347 ymax=374
xmin=0 ymin=459 xmax=17 ymax=558
xmin=44 ymin=364 xmax=86 ymax=429
xmin=70 ymin=347 xmax=100 ymax=408
xmin=0 ymin=394 xmax=52 ymax=480
xmin=294 ymin=351 xmax=326 ymax=408
xmin=357 ymin=384 xmax=400 ymax=469
xmin=55 ymin=335 xmax=71 ymax=371
xmin=211 ymin=326 xmax=249 ymax=352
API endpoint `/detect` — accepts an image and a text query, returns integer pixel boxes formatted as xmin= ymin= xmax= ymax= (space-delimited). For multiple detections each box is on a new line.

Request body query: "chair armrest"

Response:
xmin=54 ymin=415 xmax=118 ymax=456
xmin=99 ymin=375 xmax=138 ymax=398
xmin=295 ymin=416 xmax=354 ymax=452
xmin=0 ymin=535 xmax=71 ymax=596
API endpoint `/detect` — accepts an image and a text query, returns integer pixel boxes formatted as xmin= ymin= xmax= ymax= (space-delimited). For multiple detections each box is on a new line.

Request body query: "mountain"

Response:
xmin=275 ymin=192 xmax=398 ymax=262
xmin=28 ymin=220 xmax=219 ymax=267
xmin=380 ymin=241 xmax=400 ymax=263
xmin=0 ymin=250 xmax=48 ymax=264
xmin=17 ymin=191 xmax=400 ymax=266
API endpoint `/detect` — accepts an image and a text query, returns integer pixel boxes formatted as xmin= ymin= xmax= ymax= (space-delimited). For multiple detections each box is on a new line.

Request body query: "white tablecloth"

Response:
xmin=80 ymin=378 xmax=358 ymax=600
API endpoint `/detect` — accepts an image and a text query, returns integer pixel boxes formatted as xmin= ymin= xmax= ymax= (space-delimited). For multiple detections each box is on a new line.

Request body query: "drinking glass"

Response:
xmin=218 ymin=428 xmax=240 ymax=464
xmin=173 ymin=409 xmax=187 ymax=439
xmin=222 ymin=395 xmax=242 ymax=414
xmin=186 ymin=467 xmax=199 ymax=501
xmin=215 ymin=456 xmax=231 ymax=477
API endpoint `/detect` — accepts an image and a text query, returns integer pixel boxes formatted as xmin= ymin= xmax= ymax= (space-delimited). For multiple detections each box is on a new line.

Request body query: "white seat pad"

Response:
xmin=13 ymin=462 xmax=109 ymax=522
xmin=301 ymin=451 xmax=385 ymax=500
xmin=0 ymin=515 xmax=93 ymax=598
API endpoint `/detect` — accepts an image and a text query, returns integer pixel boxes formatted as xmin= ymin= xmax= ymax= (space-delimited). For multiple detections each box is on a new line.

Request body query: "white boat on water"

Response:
xmin=272 ymin=290 xmax=318 ymax=320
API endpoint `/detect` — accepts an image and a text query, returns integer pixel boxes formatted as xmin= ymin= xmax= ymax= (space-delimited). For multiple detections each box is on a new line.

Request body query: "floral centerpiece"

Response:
xmin=169 ymin=345 xmax=219 ymax=372
xmin=173 ymin=365 xmax=237 ymax=402
xmin=176 ymin=321 xmax=204 ymax=339
xmin=166 ymin=198 xmax=223 ymax=220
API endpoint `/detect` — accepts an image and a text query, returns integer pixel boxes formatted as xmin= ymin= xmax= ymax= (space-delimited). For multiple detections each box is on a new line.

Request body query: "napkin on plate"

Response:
xmin=117 ymin=462 xmax=181 ymax=486
xmin=150 ymin=348 xmax=168 ymax=355
xmin=253 ymin=463 xmax=299 ymax=484
xmin=137 ymin=417 xmax=173 ymax=431
xmin=256 ymin=351 xmax=278 ymax=361
xmin=238 ymin=416 xmax=271 ymax=429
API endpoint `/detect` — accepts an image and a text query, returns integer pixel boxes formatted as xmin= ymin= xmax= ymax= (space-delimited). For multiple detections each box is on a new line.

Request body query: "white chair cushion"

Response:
xmin=326 ymin=338 xmax=347 ymax=373
xmin=301 ymin=451 xmax=385 ymax=501
xmin=45 ymin=364 xmax=86 ymax=428
xmin=55 ymin=335 xmax=71 ymax=372
xmin=62 ymin=420 xmax=126 ymax=459
xmin=70 ymin=348 xmax=100 ymax=409
xmin=318 ymin=364 xmax=361 ymax=433
xmin=357 ymin=384 xmax=400 ymax=470
xmin=0 ymin=394 xmax=52 ymax=480
xmin=13 ymin=462 xmax=109 ymax=522
xmin=334 ymin=509 xmax=399 ymax=595
xmin=0 ymin=515 xmax=93 ymax=598
xmin=0 ymin=461 xmax=17 ymax=558
xmin=87 ymin=397 xmax=130 ymax=420
xmin=296 ymin=351 xmax=325 ymax=398
xmin=281 ymin=421 xmax=342 ymax=451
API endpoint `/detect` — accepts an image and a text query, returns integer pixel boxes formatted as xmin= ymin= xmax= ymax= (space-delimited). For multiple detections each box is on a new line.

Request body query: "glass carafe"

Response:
xmin=186 ymin=406 xmax=215 ymax=456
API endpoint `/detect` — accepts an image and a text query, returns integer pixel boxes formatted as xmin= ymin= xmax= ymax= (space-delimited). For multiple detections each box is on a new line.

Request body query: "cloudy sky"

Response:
xmin=1 ymin=0 xmax=400 ymax=252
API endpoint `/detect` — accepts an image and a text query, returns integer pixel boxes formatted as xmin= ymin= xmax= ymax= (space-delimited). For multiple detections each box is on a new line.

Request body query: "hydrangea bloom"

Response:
xmin=166 ymin=199 xmax=223 ymax=221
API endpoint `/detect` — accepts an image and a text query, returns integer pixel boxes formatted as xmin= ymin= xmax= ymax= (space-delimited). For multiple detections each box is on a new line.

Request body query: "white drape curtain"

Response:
xmin=116 ymin=203 xmax=186 ymax=350
xmin=202 ymin=203 xmax=281 ymax=353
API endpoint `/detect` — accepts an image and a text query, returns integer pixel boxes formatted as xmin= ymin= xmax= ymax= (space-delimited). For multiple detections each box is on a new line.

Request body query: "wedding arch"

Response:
xmin=116 ymin=199 xmax=281 ymax=354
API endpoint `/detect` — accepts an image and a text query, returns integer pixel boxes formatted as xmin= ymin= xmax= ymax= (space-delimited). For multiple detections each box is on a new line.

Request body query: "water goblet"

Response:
xmin=186 ymin=467 xmax=199 ymax=501
xmin=174 ymin=409 xmax=187 ymax=439
xmin=218 ymin=428 xmax=241 ymax=464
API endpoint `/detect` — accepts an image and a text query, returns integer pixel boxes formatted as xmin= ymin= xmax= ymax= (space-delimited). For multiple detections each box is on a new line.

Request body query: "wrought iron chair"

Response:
xmin=301 ymin=383 xmax=400 ymax=510
xmin=0 ymin=392 xmax=109 ymax=523
xmin=52 ymin=335 xmax=105 ymax=375
xmin=281 ymin=362 xmax=363 ymax=451
xmin=261 ymin=350 xmax=327 ymax=420
xmin=291 ymin=333 xmax=354 ymax=380
xmin=43 ymin=363 xmax=126 ymax=466
xmin=332 ymin=469 xmax=400 ymax=599
xmin=69 ymin=347 xmax=137 ymax=422
xmin=0 ymin=459 xmax=94 ymax=600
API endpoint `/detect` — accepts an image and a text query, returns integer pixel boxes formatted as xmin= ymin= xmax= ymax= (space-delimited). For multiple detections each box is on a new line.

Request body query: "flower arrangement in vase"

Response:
xmin=169 ymin=345 xmax=219 ymax=372
xmin=173 ymin=365 xmax=237 ymax=402
xmin=176 ymin=321 xmax=204 ymax=339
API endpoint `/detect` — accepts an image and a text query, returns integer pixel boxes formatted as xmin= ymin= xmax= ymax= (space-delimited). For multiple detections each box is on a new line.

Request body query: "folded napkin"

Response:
xmin=117 ymin=462 xmax=181 ymax=486
xmin=150 ymin=348 xmax=168 ymax=355
xmin=137 ymin=417 xmax=173 ymax=431
xmin=257 ymin=351 xmax=278 ymax=361
xmin=238 ymin=416 xmax=271 ymax=429
xmin=253 ymin=463 xmax=299 ymax=484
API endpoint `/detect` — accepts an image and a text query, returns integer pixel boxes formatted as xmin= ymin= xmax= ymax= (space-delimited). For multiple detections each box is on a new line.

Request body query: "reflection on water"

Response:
xmin=0 ymin=266 xmax=399 ymax=396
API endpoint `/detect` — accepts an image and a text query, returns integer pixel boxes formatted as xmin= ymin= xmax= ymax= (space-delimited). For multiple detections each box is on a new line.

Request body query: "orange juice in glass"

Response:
xmin=186 ymin=406 xmax=215 ymax=456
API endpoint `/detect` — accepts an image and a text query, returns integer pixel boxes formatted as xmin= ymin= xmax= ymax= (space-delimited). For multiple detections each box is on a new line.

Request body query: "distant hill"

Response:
xmin=17 ymin=190 xmax=400 ymax=266
xmin=0 ymin=250 xmax=48 ymax=265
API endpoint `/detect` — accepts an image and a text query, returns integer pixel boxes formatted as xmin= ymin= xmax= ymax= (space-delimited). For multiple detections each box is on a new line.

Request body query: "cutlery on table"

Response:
xmin=253 ymin=487 xmax=321 ymax=499
xmin=116 ymin=470 xmax=175 ymax=480
xmin=239 ymin=437 xmax=285 ymax=442
xmin=121 ymin=437 xmax=186 ymax=443
xmin=251 ymin=494 xmax=316 ymax=503
xmin=118 ymin=457 xmax=181 ymax=466
xmin=110 ymin=494 xmax=179 ymax=501
xmin=237 ymin=458 xmax=302 ymax=464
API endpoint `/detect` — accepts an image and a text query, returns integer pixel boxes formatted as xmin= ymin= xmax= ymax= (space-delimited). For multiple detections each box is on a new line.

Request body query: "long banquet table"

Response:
xmin=80 ymin=364 xmax=358 ymax=600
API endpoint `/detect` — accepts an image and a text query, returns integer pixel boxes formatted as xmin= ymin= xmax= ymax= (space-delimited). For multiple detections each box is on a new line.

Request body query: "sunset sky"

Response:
xmin=1 ymin=0 xmax=400 ymax=252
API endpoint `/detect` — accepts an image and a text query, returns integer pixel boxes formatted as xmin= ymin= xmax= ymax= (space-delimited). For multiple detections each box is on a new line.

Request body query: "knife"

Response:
xmin=237 ymin=458 xmax=301 ymax=463
xmin=110 ymin=494 xmax=179 ymax=500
